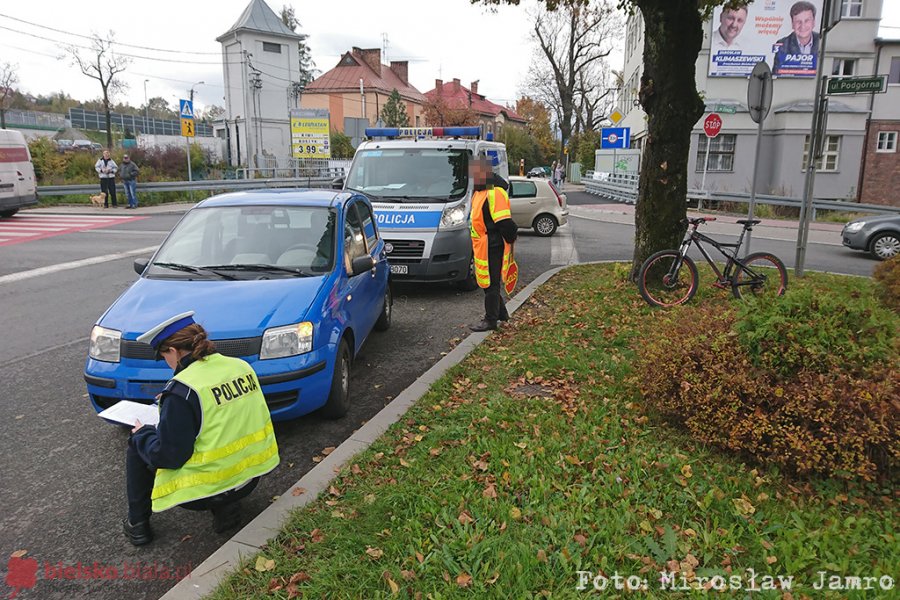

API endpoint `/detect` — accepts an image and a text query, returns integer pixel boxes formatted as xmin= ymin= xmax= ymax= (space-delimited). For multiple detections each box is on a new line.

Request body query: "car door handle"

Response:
xmin=529 ymin=200 xmax=537 ymax=204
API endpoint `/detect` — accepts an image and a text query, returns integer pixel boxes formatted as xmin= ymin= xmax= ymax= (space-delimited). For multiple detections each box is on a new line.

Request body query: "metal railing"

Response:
xmin=37 ymin=177 xmax=338 ymax=197
xmin=238 ymin=158 xmax=353 ymax=180
xmin=583 ymin=174 xmax=900 ymax=218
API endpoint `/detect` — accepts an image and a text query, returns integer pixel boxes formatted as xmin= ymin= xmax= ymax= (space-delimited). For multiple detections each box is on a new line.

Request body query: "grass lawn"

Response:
xmin=209 ymin=263 xmax=896 ymax=599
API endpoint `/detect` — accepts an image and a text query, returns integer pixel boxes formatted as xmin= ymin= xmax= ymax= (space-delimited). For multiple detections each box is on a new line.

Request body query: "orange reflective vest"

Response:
xmin=470 ymin=187 xmax=512 ymax=289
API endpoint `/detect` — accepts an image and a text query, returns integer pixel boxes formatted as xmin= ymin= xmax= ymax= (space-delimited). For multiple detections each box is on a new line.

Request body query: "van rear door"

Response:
xmin=0 ymin=131 xmax=38 ymax=217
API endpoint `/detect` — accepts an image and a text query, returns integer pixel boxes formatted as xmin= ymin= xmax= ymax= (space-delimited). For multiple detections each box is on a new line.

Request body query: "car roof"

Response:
xmin=196 ymin=188 xmax=356 ymax=209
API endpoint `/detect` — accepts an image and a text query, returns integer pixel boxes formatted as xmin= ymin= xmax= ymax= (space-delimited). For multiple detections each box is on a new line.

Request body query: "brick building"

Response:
xmin=423 ymin=79 xmax=526 ymax=137
xmin=300 ymin=48 xmax=426 ymax=134
xmin=858 ymin=39 xmax=900 ymax=207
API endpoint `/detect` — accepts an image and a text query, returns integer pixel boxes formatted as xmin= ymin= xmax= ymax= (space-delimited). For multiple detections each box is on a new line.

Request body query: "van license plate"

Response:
xmin=390 ymin=264 xmax=408 ymax=275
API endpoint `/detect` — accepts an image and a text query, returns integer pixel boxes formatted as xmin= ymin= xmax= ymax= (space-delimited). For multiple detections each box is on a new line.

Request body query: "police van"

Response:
xmin=0 ymin=130 xmax=38 ymax=218
xmin=341 ymin=126 xmax=508 ymax=290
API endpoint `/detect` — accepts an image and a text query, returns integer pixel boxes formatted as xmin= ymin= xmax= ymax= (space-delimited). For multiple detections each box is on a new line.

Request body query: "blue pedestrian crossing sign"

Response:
xmin=179 ymin=99 xmax=194 ymax=119
xmin=601 ymin=127 xmax=631 ymax=150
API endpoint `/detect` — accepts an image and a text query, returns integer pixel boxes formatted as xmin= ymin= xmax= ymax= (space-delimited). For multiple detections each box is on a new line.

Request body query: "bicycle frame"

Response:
xmin=675 ymin=223 xmax=756 ymax=284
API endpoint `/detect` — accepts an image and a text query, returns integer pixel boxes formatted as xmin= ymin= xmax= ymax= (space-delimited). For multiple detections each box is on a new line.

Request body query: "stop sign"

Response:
xmin=704 ymin=113 xmax=723 ymax=138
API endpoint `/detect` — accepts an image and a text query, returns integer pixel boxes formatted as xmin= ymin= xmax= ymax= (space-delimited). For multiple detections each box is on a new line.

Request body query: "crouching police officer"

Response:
xmin=123 ymin=311 xmax=279 ymax=546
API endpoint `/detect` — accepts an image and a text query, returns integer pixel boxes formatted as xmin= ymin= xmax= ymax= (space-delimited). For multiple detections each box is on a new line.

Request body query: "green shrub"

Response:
xmin=637 ymin=298 xmax=899 ymax=480
xmin=735 ymin=286 xmax=897 ymax=378
xmin=873 ymin=256 xmax=900 ymax=313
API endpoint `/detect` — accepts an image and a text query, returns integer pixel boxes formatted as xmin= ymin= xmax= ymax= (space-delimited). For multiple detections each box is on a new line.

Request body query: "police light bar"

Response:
xmin=364 ymin=126 xmax=482 ymax=139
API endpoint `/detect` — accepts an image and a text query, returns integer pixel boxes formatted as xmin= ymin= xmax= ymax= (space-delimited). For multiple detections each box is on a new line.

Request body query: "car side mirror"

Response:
xmin=331 ymin=177 xmax=344 ymax=190
xmin=350 ymin=255 xmax=376 ymax=276
xmin=133 ymin=257 xmax=149 ymax=275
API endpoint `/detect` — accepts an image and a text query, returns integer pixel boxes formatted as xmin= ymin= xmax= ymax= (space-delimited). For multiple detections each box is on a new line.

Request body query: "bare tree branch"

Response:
xmin=0 ymin=62 xmax=19 ymax=129
xmin=64 ymin=32 xmax=130 ymax=148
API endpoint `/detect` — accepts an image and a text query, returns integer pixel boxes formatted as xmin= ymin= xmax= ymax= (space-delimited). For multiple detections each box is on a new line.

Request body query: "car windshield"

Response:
xmin=346 ymin=148 xmax=468 ymax=202
xmin=148 ymin=205 xmax=335 ymax=279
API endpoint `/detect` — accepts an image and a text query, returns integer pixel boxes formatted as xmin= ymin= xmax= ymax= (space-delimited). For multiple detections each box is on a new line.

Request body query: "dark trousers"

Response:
xmin=100 ymin=178 xmax=117 ymax=207
xmin=125 ymin=441 xmax=258 ymax=523
xmin=483 ymin=241 xmax=508 ymax=323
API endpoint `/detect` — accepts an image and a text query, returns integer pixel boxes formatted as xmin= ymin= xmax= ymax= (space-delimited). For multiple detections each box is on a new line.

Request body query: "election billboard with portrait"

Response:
xmin=709 ymin=0 xmax=823 ymax=78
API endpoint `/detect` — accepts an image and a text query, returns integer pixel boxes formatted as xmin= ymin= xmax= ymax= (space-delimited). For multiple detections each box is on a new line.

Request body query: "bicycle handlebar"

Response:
xmin=682 ymin=217 xmax=717 ymax=226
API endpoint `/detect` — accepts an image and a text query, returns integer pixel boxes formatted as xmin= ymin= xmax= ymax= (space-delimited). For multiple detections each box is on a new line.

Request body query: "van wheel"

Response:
xmin=456 ymin=257 xmax=479 ymax=291
xmin=533 ymin=214 xmax=558 ymax=237
xmin=0 ymin=209 xmax=18 ymax=218
xmin=321 ymin=339 xmax=351 ymax=419
xmin=374 ymin=285 xmax=392 ymax=331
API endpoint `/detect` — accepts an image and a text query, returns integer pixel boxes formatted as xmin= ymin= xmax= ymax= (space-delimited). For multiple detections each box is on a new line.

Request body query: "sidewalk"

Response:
xmin=566 ymin=199 xmax=844 ymax=246
xmin=23 ymin=202 xmax=197 ymax=216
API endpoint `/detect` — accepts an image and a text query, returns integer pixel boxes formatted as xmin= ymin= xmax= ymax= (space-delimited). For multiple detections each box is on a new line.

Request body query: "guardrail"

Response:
xmin=583 ymin=176 xmax=900 ymax=219
xmin=37 ymin=177 xmax=338 ymax=197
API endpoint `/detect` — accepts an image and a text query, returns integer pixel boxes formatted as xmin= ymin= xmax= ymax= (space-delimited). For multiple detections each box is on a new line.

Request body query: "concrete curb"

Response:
xmin=159 ymin=265 xmax=568 ymax=600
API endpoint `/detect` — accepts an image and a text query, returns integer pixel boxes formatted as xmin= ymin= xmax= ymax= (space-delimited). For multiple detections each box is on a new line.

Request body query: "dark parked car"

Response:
xmin=526 ymin=167 xmax=547 ymax=178
xmin=841 ymin=214 xmax=900 ymax=260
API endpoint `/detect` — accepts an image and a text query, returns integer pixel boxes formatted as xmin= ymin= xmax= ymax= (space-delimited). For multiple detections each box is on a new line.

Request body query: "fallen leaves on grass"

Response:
xmin=365 ymin=546 xmax=384 ymax=560
xmin=456 ymin=573 xmax=473 ymax=587
xmin=255 ymin=556 xmax=275 ymax=572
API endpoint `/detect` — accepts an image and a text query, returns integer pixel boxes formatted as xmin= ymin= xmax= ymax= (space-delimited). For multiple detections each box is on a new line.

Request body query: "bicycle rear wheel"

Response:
xmin=731 ymin=252 xmax=788 ymax=300
xmin=638 ymin=251 xmax=699 ymax=307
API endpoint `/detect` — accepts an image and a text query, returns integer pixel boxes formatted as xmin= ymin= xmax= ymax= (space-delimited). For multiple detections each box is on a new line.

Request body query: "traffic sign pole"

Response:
xmin=745 ymin=61 xmax=774 ymax=256
xmin=700 ymin=114 xmax=722 ymax=195
xmin=796 ymin=0 xmax=836 ymax=278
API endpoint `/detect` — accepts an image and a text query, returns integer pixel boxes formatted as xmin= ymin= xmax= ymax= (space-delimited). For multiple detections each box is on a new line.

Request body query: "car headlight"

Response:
xmin=440 ymin=204 xmax=468 ymax=230
xmin=844 ymin=221 xmax=865 ymax=233
xmin=260 ymin=322 xmax=313 ymax=359
xmin=89 ymin=326 xmax=122 ymax=363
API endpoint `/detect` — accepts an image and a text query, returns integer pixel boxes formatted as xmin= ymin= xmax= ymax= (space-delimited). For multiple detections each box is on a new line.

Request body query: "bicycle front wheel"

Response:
xmin=732 ymin=252 xmax=788 ymax=300
xmin=638 ymin=251 xmax=699 ymax=307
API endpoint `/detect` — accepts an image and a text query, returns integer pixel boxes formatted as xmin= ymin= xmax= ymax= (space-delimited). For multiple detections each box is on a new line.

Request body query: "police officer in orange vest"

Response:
xmin=469 ymin=157 xmax=518 ymax=332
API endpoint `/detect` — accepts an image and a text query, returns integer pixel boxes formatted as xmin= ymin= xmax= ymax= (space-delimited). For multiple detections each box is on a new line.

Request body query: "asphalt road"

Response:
xmin=0 ymin=194 xmax=877 ymax=599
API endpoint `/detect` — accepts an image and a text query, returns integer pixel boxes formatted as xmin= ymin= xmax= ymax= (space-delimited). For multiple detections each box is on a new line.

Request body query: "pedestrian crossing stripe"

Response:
xmin=0 ymin=213 xmax=146 ymax=247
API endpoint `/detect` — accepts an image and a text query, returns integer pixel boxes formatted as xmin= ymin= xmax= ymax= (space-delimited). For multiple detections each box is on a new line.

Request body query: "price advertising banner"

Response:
xmin=290 ymin=108 xmax=331 ymax=158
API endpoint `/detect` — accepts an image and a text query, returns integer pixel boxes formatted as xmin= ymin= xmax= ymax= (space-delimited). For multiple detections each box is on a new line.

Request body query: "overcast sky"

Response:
xmin=1 ymin=0 xmax=898 ymax=113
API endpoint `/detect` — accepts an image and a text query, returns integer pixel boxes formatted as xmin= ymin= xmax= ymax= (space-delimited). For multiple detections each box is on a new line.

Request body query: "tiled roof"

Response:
xmin=305 ymin=50 xmax=425 ymax=103
xmin=217 ymin=0 xmax=302 ymax=42
xmin=423 ymin=80 xmax=526 ymax=123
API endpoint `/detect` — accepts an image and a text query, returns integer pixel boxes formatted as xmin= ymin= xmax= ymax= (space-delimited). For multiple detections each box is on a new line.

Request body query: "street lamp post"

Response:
xmin=143 ymin=79 xmax=149 ymax=129
xmin=189 ymin=81 xmax=205 ymax=107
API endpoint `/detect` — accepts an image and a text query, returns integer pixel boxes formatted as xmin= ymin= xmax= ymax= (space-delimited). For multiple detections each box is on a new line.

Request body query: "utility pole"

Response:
xmin=795 ymin=0 xmax=840 ymax=277
xmin=249 ymin=71 xmax=262 ymax=170
xmin=143 ymin=79 xmax=149 ymax=131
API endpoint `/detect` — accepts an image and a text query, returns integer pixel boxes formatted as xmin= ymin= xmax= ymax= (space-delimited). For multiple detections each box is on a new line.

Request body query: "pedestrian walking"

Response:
xmin=94 ymin=150 xmax=118 ymax=208
xmin=120 ymin=154 xmax=140 ymax=209
xmin=123 ymin=311 xmax=280 ymax=546
xmin=555 ymin=162 xmax=565 ymax=189
xmin=468 ymin=157 xmax=518 ymax=332
xmin=550 ymin=160 xmax=558 ymax=185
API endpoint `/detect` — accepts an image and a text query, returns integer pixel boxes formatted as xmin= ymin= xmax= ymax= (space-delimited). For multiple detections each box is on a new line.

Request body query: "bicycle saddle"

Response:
xmin=736 ymin=219 xmax=761 ymax=226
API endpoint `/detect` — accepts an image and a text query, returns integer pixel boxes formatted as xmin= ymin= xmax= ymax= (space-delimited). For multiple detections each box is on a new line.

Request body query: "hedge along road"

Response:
xmin=0 ymin=209 xmax=560 ymax=600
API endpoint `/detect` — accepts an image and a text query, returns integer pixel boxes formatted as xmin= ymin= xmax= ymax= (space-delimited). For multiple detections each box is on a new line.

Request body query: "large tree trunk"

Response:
xmin=630 ymin=0 xmax=706 ymax=277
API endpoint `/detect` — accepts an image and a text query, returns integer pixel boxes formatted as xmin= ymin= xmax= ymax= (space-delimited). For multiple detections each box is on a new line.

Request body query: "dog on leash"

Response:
xmin=90 ymin=192 xmax=107 ymax=208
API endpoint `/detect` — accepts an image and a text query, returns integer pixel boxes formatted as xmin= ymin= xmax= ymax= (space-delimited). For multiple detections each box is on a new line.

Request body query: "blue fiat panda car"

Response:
xmin=84 ymin=189 xmax=392 ymax=422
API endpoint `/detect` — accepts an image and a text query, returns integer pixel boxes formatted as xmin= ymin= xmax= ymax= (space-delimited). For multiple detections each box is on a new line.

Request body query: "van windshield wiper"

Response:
xmin=152 ymin=262 xmax=237 ymax=280
xmin=202 ymin=264 xmax=316 ymax=277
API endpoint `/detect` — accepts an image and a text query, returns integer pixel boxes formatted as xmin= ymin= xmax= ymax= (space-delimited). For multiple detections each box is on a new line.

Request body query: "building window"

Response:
xmin=696 ymin=134 xmax=736 ymax=172
xmin=803 ymin=135 xmax=841 ymax=172
xmin=890 ymin=57 xmax=900 ymax=84
xmin=840 ymin=0 xmax=863 ymax=17
xmin=262 ymin=42 xmax=281 ymax=54
xmin=832 ymin=58 xmax=857 ymax=76
xmin=415 ymin=115 xmax=420 ymax=126
xmin=877 ymin=131 xmax=898 ymax=153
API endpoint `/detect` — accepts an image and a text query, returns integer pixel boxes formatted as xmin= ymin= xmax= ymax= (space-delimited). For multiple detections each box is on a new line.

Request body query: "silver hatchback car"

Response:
xmin=508 ymin=176 xmax=569 ymax=237
xmin=842 ymin=214 xmax=900 ymax=260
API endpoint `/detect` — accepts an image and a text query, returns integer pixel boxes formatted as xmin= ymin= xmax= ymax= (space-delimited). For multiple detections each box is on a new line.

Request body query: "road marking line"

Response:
xmin=551 ymin=223 xmax=580 ymax=265
xmin=75 ymin=229 xmax=171 ymax=235
xmin=0 ymin=245 xmax=158 ymax=285
xmin=17 ymin=213 xmax=139 ymax=220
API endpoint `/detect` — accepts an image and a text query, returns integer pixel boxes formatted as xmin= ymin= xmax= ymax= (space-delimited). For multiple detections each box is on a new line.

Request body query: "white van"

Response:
xmin=0 ymin=130 xmax=38 ymax=217
xmin=342 ymin=127 xmax=509 ymax=290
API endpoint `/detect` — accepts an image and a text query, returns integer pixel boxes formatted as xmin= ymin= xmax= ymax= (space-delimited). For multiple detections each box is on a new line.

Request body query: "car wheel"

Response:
xmin=0 ymin=209 xmax=18 ymax=218
xmin=374 ymin=284 xmax=392 ymax=331
xmin=321 ymin=339 xmax=351 ymax=419
xmin=870 ymin=232 xmax=900 ymax=260
xmin=533 ymin=214 xmax=558 ymax=237
xmin=456 ymin=256 xmax=479 ymax=291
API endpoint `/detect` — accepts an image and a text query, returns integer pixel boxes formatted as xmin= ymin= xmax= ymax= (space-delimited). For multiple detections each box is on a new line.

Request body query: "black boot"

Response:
xmin=469 ymin=320 xmax=497 ymax=332
xmin=122 ymin=517 xmax=153 ymax=546
xmin=498 ymin=308 xmax=510 ymax=322
xmin=211 ymin=501 xmax=242 ymax=533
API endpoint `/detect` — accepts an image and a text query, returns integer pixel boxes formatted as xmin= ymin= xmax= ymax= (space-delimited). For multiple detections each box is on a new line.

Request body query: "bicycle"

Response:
xmin=637 ymin=217 xmax=788 ymax=307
